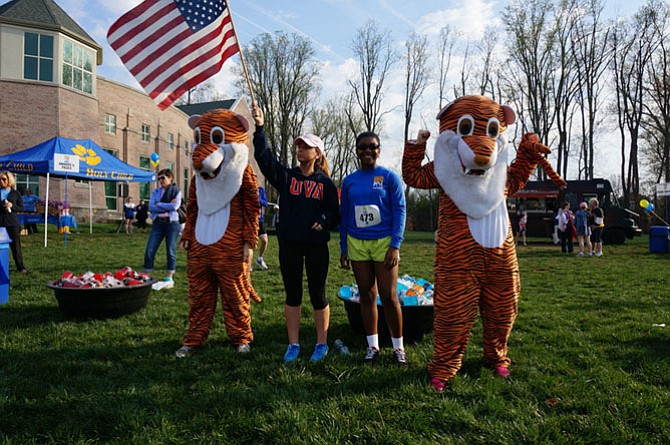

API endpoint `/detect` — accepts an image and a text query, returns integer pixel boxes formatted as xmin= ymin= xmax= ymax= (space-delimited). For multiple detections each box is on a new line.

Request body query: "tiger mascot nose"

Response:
xmin=467 ymin=137 xmax=497 ymax=167
xmin=474 ymin=154 xmax=491 ymax=166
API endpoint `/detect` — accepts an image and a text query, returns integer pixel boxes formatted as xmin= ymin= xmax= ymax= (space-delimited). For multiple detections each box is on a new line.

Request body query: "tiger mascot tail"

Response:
xmin=402 ymin=95 xmax=564 ymax=391
xmin=176 ymin=109 xmax=260 ymax=357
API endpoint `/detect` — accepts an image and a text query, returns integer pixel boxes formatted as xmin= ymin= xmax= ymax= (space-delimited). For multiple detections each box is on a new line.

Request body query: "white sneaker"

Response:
xmin=576 ymin=252 xmax=584 ymax=257
xmin=236 ymin=344 xmax=251 ymax=353
xmin=152 ymin=278 xmax=174 ymax=291
xmin=175 ymin=345 xmax=195 ymax=358
xmin=595 ymin=252 xmax=603 ymax=257
xmin=255 ymin=257 xmax=268 ymax=270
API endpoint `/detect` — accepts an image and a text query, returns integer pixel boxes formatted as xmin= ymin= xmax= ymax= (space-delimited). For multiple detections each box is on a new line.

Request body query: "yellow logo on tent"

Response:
xmin=71 ymin=144 xmax=101 ymax=166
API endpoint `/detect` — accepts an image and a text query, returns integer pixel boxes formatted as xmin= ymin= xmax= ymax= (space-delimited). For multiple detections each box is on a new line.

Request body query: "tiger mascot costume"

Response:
xmin=175 ymin=109 xmax=260 ymax=358
xmin=402 ymin=95 xmax=565 ymax=391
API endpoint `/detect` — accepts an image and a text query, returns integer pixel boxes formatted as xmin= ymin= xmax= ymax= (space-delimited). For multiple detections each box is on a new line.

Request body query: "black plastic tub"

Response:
xmin=47 ymin=280 xmax=156 ymax=320
xmin=337 ymin=294 xmax=434 ymax=344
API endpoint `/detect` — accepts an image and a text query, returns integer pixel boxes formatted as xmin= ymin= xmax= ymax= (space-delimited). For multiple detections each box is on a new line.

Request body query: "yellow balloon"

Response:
xmin=640 ymin=199 xmax=649 ymax=208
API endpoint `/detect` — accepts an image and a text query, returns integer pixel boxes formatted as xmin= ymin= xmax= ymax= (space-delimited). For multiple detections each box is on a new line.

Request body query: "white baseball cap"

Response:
xmin=294 ymin=134 xmax=324 ymax=152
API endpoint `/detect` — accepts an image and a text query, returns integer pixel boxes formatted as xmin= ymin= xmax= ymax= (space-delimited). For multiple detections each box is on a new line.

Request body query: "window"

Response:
xmin=104 ymin=149 xmax=118 ymax=210
xmin=15 ymin=174 xmax=40 ymax=196
xmin=167 ymin=133 xmax=174 ymax=150
xmin=141 ymin=124 xmax=150 ymax=143
xmin=105 ymin=114 xmax=116 ymax=134
xmin=62 ymin=40 xmax=93 ymax=94
xmin=167 ymin=162 xmax=174 ymax=172
xmin=24 ymin=32 xmax=53 ymax=82
xmin=139 ymin=156 xmax=151 ymax=201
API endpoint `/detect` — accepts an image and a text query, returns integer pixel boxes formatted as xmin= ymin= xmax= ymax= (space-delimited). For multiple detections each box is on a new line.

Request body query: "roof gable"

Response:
xmin=176 ymin=100 xmax=237 ymax=116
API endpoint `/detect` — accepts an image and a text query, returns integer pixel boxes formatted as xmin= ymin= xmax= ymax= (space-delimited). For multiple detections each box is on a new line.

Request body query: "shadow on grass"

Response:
xmin=610 ymin=334 xmax=670 ymax=381
xmin=1 ymin=316 xmax=434 ymax=443
xmin=0 ymin=304 xmax=62 ymax=329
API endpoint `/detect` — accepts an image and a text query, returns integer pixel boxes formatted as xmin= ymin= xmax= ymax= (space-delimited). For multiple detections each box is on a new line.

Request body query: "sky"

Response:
xmin=9 ymin=0 xmax=650 ymax=176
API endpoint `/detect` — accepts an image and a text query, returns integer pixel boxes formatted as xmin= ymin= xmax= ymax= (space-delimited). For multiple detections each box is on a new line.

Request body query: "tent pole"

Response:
xmin=89 ymin=182 xmax=92 ymax=234
xmin=64 ymin=175 xmax=68 ymax=246
xmin=44 ymin=173 xmax=49 ymax=247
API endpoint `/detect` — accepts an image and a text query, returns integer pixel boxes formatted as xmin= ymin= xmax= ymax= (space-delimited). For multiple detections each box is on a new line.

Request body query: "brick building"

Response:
xmin=0 ymin=0 xmax=256 ymax=223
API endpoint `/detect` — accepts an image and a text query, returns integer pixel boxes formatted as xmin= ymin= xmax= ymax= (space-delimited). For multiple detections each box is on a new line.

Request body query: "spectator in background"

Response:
xmin=135 ymin=199 xmax=149 ymax=233
xmin=123 ymin=196 xmax=136 ymax=234
xmin=255 ymin=186 xmax=269 ymax=270
xmin=272 ymin=204 xmax=280 ymax=231
xmin=515 ymin=206 xmax=528 ymax=247
xmin=0 ymin=171 xmax=27 ymax=272
xmin=557 ymin=201 xmax=575 ymax=254
xmin=22 ymin=188 xmax=40 ymax=235
xmin=574 ymin=202 xmax=592 ymax=256
xmin=144 ymin=169 xmax=182 ymax=288
xmin=590 ymin=198 xmax=605 ymax=257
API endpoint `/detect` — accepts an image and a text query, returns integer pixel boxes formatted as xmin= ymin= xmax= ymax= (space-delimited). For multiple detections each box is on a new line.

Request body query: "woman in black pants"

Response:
xmin=251 ymin=105 xmax=340 ymax=363
xmin=0 ymin=171 xmax=27 ymax=272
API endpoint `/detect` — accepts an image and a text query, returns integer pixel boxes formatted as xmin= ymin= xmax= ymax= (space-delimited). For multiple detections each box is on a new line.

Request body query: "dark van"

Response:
xmin=508 ymin=178 xmax=641 ymax=244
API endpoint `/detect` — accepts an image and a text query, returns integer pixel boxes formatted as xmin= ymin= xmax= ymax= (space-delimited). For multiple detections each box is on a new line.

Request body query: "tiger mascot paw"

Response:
xmin=519 ymin=132 xmax=551 ymax=161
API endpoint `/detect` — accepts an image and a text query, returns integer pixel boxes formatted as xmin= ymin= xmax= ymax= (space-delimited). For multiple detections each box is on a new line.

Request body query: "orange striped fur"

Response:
xmin=403 ymin=95 xmax=546 ymax=382
xmin=181 ymin=110 xmax=260 ymax=348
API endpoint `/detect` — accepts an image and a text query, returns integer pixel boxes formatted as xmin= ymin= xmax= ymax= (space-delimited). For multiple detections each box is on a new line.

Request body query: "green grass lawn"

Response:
xmin=1 ymin=227 xmax=669 ymax=444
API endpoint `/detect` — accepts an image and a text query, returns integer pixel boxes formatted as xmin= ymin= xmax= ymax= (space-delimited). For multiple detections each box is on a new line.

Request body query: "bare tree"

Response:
xmin=403 ymin=32 xmax=431 ymax=142
xmin=475 ymin=29 xmax=500 ymax=98
xmin=436 ymin=25 xmax=457 ymax=108
xmin=173 ymin=78 xmax=224 ymax=105
xmin=454 ymin=41 xmax=472 ymax=98
xmin=236 ymin=32 xmax=320 ymax=167
xmin=641 ymin=0 xmax=670 ymax=182
xmin=503 ymin=0 xmax=557 ymax=145
xmin=348 ymin=20 xmax=397 ymax=133
xmin=572 ymin=0 xmax=611 ymax=180
xmin=610 ymin=4 xmax=658 ymax=205
xmin=549 ymin=0 xmax=581 ymax=179
xmin=310 ymin=97 xmax=363 ymax=186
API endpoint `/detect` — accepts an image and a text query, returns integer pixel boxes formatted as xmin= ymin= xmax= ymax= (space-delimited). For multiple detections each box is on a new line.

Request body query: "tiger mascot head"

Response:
xmin=188 ymin=109 xmax=250 ymax=215
xmin=433 ymin=95 xmax=516 ymax=219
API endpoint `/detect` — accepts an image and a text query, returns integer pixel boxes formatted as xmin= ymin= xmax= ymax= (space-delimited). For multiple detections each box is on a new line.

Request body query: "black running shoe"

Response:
xmin=363 ymin=347 xmax=380 ymax=365
xmin=393 ymin=348 xmax=408 ymax=367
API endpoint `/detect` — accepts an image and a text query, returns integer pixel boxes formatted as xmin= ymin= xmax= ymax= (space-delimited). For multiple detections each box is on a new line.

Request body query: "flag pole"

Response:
xmin=225 ymin=0 xmax=256 ymax=107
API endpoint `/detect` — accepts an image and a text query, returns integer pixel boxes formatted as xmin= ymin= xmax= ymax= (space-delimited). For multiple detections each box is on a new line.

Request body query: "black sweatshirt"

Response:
xmin=253 ymin=126 xmax=340 ymax=244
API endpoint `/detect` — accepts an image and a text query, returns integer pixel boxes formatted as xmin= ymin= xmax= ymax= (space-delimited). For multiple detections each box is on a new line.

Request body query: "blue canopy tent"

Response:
xmin=0 ymin=136 xmax=156 ymax=246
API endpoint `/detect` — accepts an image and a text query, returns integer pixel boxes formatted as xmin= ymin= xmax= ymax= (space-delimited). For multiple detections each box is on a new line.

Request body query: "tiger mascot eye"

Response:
xmin=175 ymin=109 xmax=260 ymax=357
xmin=402 ymin=95 xmax=564 ymax=391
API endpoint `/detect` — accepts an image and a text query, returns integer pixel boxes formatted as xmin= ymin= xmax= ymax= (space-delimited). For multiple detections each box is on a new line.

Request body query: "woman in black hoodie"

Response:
xmin=252 ymin=105 xmax=340 ymax=364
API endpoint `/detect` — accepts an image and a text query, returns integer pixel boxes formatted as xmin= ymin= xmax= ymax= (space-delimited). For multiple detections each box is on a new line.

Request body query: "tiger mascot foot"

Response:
xmin=430 ymin=378 xmax=446 ymax=393
xmin=495 ymin=366 xmax=510 ymax=378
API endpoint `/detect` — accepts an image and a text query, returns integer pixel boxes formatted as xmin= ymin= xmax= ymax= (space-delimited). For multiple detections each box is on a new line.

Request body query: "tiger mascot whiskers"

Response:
xmin=175 ymin=109 xmax=260 ymax=358
xmin=402 ymin=95 xmax=563 ymax=391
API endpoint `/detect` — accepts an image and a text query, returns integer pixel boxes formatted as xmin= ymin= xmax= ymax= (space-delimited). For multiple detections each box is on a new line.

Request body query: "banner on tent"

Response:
xmin=0 ymin=161 xmax=35 ymax=172
xmin=54 ymin=154 xmax=79 ymax=173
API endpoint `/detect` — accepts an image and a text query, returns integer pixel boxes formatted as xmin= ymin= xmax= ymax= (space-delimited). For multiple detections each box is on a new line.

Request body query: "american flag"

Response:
xmin=107 ymin=0 xmax=239 ymax=110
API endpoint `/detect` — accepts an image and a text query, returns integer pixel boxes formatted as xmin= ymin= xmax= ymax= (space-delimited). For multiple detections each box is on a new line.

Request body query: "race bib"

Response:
xmin=355 ymin=205 xmax=382 ymax=228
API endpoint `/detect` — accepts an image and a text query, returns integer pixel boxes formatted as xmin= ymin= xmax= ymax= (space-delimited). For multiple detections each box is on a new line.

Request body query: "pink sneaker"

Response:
xmin=495 ymin=366 xmax=510 ymax=378
xmin=430 ymin=378 xmax=446 ymax=393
